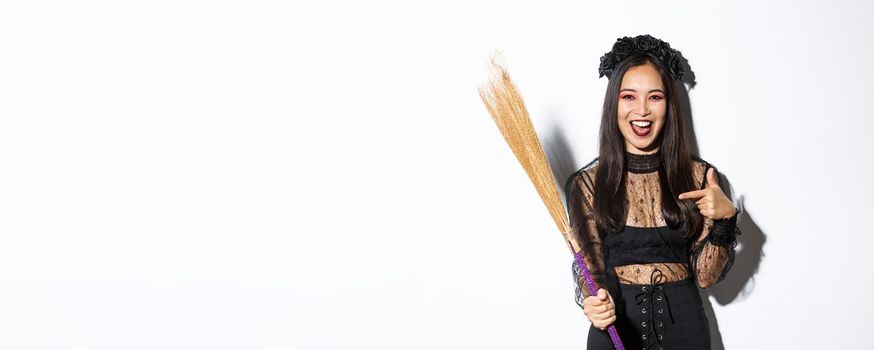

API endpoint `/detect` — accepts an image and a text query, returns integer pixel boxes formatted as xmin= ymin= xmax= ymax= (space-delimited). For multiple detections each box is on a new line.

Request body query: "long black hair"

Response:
xmin=592 ymin=53 xmax=703 ymax=240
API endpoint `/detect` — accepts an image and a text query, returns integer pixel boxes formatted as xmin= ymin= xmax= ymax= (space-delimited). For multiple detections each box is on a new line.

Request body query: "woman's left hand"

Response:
xmin=678 ymin=167 xmax=737 ymax=220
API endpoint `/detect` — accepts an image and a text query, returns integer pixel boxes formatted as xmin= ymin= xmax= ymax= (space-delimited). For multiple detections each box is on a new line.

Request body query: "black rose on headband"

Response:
xmin=635 ymin=34 xmax=659 ymax=51
xmin=598 ymin=52 xmax=617 ymax=74
xmin=667 ymin=54 xmax=684 ymax=80
xmin=612 ymin=37 xmax=635 ymax=56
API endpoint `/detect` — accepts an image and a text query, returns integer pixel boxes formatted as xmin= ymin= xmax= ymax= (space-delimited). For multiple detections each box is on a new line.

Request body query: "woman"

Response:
xmin=565 ymin=35 xmax=741 ymax=350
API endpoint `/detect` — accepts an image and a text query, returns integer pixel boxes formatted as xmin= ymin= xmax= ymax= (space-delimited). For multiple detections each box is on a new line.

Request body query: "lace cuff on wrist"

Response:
xmin=707 ymin=210 xmax=739 ymax=247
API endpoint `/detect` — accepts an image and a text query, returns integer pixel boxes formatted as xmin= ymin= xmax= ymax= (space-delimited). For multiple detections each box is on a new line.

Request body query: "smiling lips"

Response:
xmin=630 ymin=120 xmax=653 ymax=137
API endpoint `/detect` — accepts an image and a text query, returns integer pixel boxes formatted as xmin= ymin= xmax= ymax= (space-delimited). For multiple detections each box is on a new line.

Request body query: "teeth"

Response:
xmin=631 ymin=121 xmax=652 ymax=127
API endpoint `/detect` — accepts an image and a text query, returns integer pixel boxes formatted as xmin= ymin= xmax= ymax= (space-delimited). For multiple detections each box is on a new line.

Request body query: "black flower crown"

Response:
xmin=598 ymin=34 xmax=685 ymax=81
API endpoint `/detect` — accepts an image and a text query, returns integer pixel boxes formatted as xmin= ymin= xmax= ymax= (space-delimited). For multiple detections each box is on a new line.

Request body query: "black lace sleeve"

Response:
xmin=689 ymin=164 xmax=742 ymax=289
xmin=565 ymin=163 xmax=607 ymax=310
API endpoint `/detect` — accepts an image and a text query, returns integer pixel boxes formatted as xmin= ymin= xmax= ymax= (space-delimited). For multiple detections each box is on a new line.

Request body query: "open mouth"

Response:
xmin=630 ymin=120 xmax=652 ymax=137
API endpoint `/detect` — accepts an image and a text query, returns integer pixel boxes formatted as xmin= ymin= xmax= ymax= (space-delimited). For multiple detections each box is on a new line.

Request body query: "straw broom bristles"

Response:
xmin=477 ymin=51 xmax=579 ymax=254
xmin=477 ymin=50 xmax=626 ymax=350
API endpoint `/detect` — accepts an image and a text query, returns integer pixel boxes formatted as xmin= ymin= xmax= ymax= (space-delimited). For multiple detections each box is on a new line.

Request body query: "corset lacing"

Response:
xmin=634 ymin=267 xmax=675 ymax=350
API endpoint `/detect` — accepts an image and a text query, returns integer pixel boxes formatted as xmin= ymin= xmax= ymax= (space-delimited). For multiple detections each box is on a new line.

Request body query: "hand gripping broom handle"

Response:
xmin=564 ymin=234 xmax=624 ymax=350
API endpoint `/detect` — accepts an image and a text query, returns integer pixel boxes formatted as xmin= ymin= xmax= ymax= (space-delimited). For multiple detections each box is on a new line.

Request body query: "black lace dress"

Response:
xmin=565 ymin=150 xmax=740 ymax=350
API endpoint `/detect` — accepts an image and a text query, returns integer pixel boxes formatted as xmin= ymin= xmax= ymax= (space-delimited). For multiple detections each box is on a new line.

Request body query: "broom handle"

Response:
xmin=569 ymin=242 xmax=625 ymax=350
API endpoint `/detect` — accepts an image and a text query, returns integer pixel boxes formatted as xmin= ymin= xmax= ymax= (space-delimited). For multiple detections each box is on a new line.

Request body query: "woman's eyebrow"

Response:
xmin=619 ymin=88 xmax=665 ymax=93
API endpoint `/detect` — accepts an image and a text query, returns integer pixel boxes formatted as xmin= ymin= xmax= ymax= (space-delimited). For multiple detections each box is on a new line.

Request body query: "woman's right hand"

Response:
xmin=583 ymin=288 xmax=617 ymax=330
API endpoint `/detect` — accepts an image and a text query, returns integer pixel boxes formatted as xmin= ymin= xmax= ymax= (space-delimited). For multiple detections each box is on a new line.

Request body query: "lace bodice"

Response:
xmin=566 ymin=151 xmax=740 ymax=310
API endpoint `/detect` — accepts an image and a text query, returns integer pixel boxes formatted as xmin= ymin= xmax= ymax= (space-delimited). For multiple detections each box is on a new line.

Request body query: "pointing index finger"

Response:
xmin=678 ymin=189 xmax=706 ymax=200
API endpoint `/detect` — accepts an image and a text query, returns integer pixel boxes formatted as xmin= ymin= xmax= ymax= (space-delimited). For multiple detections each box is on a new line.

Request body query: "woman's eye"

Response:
xmin=621 ymin=95 xmax=634 ymax=100
xmin=650 ymin=95 xmax=663 ymax=101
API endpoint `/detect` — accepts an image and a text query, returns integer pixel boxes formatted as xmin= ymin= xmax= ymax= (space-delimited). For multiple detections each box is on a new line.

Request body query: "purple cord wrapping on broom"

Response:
xmin=573 ymin=250 xmax=625 ymax=350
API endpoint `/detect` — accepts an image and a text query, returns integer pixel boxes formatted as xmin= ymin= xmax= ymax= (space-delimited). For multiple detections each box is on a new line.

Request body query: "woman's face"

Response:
xmin=616 ymin=62 xmax=667 ymax=155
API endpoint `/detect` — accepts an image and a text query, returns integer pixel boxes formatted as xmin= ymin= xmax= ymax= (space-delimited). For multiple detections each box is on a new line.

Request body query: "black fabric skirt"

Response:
xmin=586 ymin=278 xmax=710 ymax=350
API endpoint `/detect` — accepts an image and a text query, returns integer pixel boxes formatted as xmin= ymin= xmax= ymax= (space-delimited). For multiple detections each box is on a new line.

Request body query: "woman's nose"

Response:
xmin=636 ymin=102 xmax=650 ymax=116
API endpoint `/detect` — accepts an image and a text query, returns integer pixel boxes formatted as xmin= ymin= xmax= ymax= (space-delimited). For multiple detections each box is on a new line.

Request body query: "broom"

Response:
xmin=477 ymin=50 xmax=625 ymax=350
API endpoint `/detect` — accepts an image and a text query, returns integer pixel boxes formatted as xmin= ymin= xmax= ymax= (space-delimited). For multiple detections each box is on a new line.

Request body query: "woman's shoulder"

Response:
xmin=581 ymin=157 xmax=599 ymax=176
xmin=690 ymin=154 xmax=719 ymax=189
xmin=564 ymin=157 xmax=599 ymax=191
xmin=577 ymin=157 xmax=600 ymax=180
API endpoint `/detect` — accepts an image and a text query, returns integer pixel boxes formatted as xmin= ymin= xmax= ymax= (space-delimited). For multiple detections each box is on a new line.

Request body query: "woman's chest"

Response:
xmin=625 ymin=172 xmax=667 ymax=227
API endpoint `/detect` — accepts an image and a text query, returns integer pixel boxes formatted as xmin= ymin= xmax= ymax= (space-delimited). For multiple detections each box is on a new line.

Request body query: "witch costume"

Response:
xmin=566 ymin=150 xmax=740 ymax=350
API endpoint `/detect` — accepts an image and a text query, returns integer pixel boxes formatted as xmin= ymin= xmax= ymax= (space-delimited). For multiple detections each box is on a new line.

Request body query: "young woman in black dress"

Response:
xmin=565 ymin=35 xmax=740 ymax=350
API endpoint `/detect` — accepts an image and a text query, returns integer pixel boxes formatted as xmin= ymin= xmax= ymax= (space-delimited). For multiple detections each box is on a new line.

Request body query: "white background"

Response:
xmin=1 ymin=0 xmax=872 ymax=349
